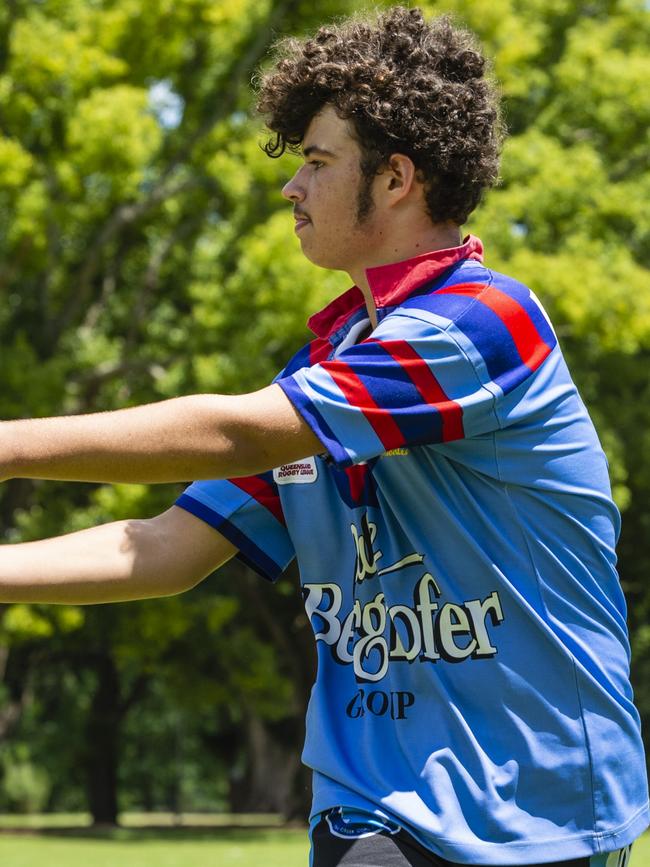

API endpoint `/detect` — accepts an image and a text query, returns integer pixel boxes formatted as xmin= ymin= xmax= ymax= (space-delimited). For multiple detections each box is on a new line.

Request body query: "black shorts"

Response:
xmin=309 ymin=808 xmax=633 ymax=867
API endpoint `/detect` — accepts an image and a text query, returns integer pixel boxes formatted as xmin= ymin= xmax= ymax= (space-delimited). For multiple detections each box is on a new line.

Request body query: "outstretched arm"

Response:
xmin=1 ymin=384 xmax=322 ymax=485
xmin=0 ymin=506 xmax=236 ymax=604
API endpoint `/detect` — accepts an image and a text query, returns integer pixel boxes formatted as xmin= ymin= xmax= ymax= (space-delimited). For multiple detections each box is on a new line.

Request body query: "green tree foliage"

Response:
xmin=0 ymin=0 xmax=363 ymax=821
xmin=0 ymin=0 xmax=648 ymax=821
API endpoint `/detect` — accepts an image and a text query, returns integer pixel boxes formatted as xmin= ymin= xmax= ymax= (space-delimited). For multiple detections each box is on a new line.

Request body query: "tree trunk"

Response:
xmin=0 ymin=644 xmax=30 ymax=739
xmin=85 ymin=654 xmax=121 ymax=826
xmin=229 ymin=713 xmax=302 ymax=815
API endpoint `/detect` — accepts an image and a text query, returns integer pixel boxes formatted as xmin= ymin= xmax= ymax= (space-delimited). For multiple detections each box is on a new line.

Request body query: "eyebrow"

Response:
xmin=303 ymin=145 xmax=337 ymax=159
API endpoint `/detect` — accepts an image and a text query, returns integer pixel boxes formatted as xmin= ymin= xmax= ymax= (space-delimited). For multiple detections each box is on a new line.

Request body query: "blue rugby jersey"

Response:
xmin=175 ymin=236 xmax=649 ymax=865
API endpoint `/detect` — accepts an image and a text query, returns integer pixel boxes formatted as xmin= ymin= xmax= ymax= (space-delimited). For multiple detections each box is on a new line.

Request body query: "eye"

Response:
xmin=308 ymin=160 xmax=324 ymax=170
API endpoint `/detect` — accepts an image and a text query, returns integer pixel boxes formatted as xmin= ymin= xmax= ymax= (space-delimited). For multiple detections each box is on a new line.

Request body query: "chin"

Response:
xmin=299 ymin=244 xmax=345 ymax=272
xmin=302 ymin=246 xmax=336 ymax=268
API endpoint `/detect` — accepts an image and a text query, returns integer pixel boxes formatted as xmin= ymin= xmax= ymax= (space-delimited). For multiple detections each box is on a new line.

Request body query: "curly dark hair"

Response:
xmin=256 ymin=7 xmax=503 ymax=225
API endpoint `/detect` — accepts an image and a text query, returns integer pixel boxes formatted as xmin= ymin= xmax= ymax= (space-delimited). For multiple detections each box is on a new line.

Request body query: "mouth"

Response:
xmin=294 ymin=212 xmax=311 ymax=233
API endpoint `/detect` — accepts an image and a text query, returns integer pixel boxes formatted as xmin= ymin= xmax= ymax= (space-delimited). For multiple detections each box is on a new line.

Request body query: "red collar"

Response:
xmin=307 ymin=235 xmax=484 ymax=339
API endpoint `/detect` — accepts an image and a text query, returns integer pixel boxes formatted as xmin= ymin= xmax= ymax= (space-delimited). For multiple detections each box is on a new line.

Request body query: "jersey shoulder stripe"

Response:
xmin=437 ymin=282 xmax=556 ymax=377
xmin=323 ymin=341 xmax=445 ymax=447
xmin=366 ymin=337 xmax=464 ymax=442
xmin=320 ymin=359 xmax=407 ymax=451
xmin=407 ymin=279 xmax=557 ymax=394
xmin=488 ymin=274 xmax=557 ymax=350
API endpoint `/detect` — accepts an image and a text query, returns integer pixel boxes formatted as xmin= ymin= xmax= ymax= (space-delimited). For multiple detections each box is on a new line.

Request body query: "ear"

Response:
xmin=383 ymin=153 xmax=418 ymax=205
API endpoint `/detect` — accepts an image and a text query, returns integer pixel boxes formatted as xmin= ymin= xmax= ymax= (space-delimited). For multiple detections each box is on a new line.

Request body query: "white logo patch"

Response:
xmin=273 ymin=456 xmax=318 ymax=485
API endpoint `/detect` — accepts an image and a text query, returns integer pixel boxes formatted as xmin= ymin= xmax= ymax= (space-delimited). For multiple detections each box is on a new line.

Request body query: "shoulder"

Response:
xmin=383 ymin=265 xmax=559 ymax=396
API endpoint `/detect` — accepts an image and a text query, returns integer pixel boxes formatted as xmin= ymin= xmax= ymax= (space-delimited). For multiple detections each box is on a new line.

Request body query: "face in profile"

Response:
xmin=281 ymin=106 xmax=381 ymax=276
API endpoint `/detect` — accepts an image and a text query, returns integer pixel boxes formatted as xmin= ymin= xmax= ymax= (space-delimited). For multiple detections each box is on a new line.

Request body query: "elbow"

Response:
xmin=124 ymin=518 xmax=200 ymax=598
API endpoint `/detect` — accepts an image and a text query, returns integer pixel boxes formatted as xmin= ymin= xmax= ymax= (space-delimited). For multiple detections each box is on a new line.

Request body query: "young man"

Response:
xmin=0 ymin=7 xmax=647 ymax=866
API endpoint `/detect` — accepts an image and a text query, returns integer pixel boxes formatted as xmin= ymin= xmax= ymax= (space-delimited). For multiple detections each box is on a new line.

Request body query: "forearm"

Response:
xmin=0 ymin=507 xmax=236 ymax=605
xmin=2 ymin=388 xmax=311 ymax=484
xmin=0 ymin=519 xmax=182 ymax=604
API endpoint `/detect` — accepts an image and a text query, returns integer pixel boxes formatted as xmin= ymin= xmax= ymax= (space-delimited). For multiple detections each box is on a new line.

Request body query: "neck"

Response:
xmin=349 ymin=222 xmax=462 ymax=328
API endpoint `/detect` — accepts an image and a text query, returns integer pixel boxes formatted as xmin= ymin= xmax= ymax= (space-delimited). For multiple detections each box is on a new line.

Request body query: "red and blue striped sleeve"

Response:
xmin=175 ymin=471 xmax=294 ymax=582
xmin=276 ymin=280 xmax=557 ymax=467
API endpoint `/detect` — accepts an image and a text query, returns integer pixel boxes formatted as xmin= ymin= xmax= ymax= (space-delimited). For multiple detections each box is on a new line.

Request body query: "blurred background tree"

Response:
xmin=0 ymin=0 xmax=648 ymax=824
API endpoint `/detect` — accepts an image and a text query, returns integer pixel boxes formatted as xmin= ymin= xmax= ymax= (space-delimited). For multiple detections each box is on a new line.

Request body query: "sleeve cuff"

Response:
xmin=175 ymin=493 xmax=286 ymax=582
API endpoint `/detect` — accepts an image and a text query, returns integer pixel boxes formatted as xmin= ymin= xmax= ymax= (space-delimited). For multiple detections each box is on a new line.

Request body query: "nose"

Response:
xmin=282 ymin=168 xmax=305 ymax=203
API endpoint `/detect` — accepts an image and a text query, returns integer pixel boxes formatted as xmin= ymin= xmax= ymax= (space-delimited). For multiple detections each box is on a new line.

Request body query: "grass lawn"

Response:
xmin=0 ymin=818 xmax=647 ymax=866
xmin=0 ymin=826 xmax=309 ymax=867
